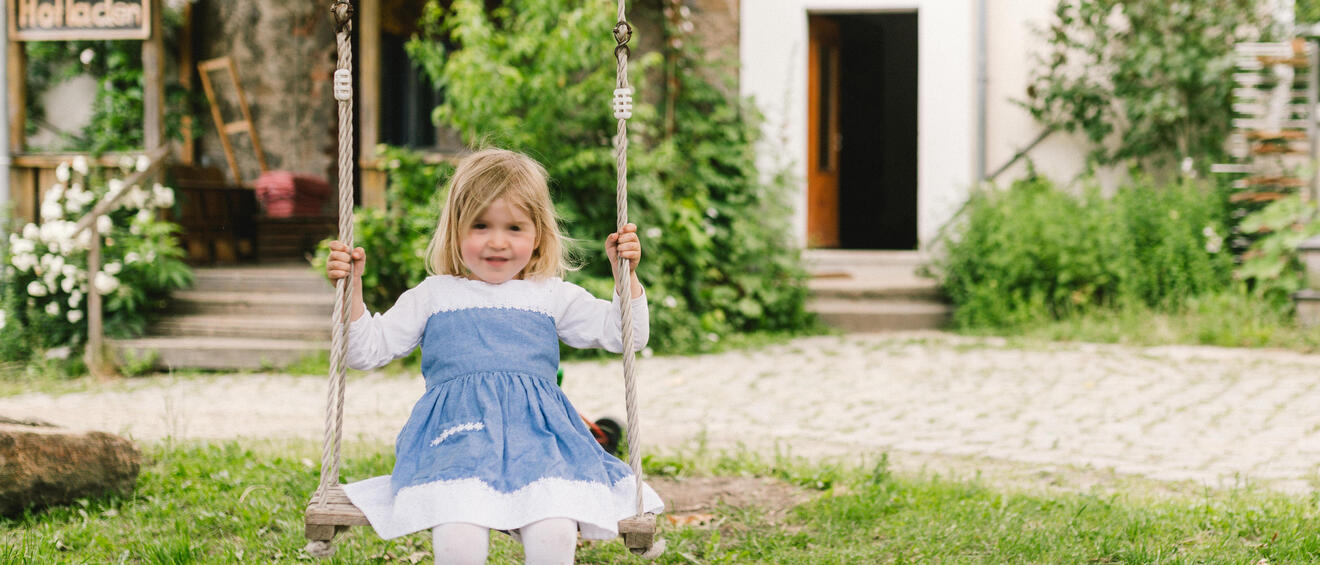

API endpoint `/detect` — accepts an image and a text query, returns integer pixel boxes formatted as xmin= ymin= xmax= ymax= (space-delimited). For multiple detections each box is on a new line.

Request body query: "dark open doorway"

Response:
xmin=811 ymin=12 xmax=918 ymax=250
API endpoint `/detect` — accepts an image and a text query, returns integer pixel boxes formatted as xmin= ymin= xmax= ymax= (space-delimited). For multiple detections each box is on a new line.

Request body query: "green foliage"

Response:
xmin=22 ymin=6 xmax=193 ymax=153
xmin=0 ymin=158 xmax=192 ymax=368
xmin=1235 ymin=194 xmax=1320 ymax=303
xmin=930 ymin=176 xmax=1235 ymax=329
xmin=343 ymin=0 xmax=812 ymax=354
xmin=1300 ymin=0 xmax=1320 ymax=24
xmin=1025 ymin=0 xmax=1264 ymax=170
xmin=313 ymin=147 xmax=454 ymax=313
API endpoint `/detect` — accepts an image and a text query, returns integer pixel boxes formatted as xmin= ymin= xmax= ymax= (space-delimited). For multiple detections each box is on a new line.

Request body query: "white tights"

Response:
xmin=432 ymin=518 xmax=578 ymax=565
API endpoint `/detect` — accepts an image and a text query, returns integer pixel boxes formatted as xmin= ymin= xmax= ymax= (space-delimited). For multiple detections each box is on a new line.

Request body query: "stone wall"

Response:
xmin=195 ymin=0 xmax=337 ymax=184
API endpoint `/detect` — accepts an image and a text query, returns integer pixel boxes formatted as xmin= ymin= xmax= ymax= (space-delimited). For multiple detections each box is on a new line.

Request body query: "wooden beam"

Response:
xmin=360 ymin=0 xmax=382 ymax=210
xmin=179 ymin=3 xmax=195 ymax=165
xmin=142 ymin=0 xmax=165 ymax=151
xmin=7 ymin=38 xmax=24 ymax=153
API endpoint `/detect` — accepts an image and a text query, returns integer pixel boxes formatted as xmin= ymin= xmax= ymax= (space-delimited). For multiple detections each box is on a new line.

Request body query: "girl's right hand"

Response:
xmin=327 ymin=240 xmax=366 ymax=281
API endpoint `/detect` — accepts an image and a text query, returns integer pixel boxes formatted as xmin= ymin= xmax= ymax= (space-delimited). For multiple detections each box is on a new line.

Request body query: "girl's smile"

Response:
xmin=461 ymin=196 xmax=537 ymax=284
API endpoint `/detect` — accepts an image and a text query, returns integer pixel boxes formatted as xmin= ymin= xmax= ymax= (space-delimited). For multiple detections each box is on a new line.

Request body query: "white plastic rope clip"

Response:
xmin=613 ymin=88 xmax=633 ymax=119
xmin=334 ymin=69 xmax=352 ymax=101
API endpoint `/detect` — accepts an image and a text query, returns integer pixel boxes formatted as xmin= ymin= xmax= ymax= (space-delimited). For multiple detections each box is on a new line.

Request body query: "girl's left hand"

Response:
xmin=606 ymin=223 xmax=642 ymax=269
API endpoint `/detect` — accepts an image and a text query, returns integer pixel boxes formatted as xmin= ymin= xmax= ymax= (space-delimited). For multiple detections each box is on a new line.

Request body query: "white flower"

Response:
xmin=124 ymin=252 xmax=140 ymax=264
xmin=118 ymin=155 xmax=135 ymax=171
xmin=136 ymin=208 xmax=153 ymax=225
xmin=41 ymin=202 xmax=63 ymax=221
xmin=97 ymin=215 xmax=112 ymax=234
xmin=44 ymin=346 xmax=71 ymax=360
xmin=706 ymin=207 xmax=718 ymax=218
xmin=27 ymin=280 xmax=47 ymax=297
xmin=136 ymin=155 xmax=150 ymax=172
xmin=152 ymin=184 xmax=175 ymax=208
xmin=0 ymin=309 xmax=6 ymax=330
xmin=61 ymin=264 xmax=77 ymax=277
xmin=61 ymin=275 xmax=76 ymax=294
xmin=388 ymin=159 xmax=402 ymax=169
xmin=646 ymin=227 xmax=662 ymax=239
xmin=10 ymin=236 xmax=35 ymax=256
xmin=641 ymin=347 xmax=654 ymax=358
xmin=72 ymin=155 xmax=89 ymax=176
xmin=129 ymin=186 xmax=150 ymax=210
xmin=69 ymin=289 xmax=83 ymax=308
xmin=108 ymin=179 xmax=125 ymax=197
xmin=145 ymin=250 xmax=156 ymax=262
xmin=93 ymin=271 xmax=120 ymax=295
xmin=22 ymin=224 xmax=39 ymax=240
xmin=56 ymin=162 xmax=71 ymax=183
xmin=45 ymin=301 xmax=60 ymax=316
xmin=706 ymin=332 xmax=720 ymax=342
xmin=10 ymin=252 xmax=36 ymax=272
xmin=67 ymin=309 xmax=83 ymax=323
xmin=704 ymin=223 xmax=716 ymax=236
xmin=103 ymin=262 xmax=122 ymax=275
xmin=79 ymin=48 xmax=95 ymax=65
xmin=663 ymin=295 xmax=678 ymax=308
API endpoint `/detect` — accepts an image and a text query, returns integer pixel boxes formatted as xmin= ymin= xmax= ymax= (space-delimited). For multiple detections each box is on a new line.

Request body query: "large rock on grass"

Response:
xmin=0 ymin=417 xmax=141 ymax=516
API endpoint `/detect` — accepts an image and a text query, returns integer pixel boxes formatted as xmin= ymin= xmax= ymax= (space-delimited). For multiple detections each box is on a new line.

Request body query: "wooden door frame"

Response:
xmin=807 ymin=14 xmax=841 ymax=248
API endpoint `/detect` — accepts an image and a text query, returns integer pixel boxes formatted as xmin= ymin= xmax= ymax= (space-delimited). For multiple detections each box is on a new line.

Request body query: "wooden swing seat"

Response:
xmin=304 ymin=484 xmax=369 ymax=542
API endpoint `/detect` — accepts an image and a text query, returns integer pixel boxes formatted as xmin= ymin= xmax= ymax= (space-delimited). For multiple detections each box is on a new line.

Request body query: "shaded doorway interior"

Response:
xmin=812 ymin=12 xmax=918 ymax=250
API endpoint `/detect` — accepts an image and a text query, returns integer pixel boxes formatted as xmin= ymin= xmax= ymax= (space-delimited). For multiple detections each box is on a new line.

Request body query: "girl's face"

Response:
xmin=460 ymin=195 xmax=538 ymax=284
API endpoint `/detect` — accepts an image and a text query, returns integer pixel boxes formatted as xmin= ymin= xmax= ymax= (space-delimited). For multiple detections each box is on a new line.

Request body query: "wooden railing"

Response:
xmin=69 ymin=145 xmax=171 ymax=374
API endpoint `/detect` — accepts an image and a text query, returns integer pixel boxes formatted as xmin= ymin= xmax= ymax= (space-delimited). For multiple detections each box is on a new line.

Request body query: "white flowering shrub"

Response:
xmin=0 ymin=155 xmax=192 ymax=362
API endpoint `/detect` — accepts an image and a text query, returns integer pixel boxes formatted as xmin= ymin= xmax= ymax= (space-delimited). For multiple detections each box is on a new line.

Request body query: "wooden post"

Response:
xmin=7 ymin=35 xmax=24 ymax=154
xmin=142 ymin=0 xmax=165 ymax=152
xmin=360 ymin=0 xmax=383 ymax=210
xmin=179 ymin=3 xmax=195 ymax=165
xmin=86 ymin=220 xmax=103 ymax=374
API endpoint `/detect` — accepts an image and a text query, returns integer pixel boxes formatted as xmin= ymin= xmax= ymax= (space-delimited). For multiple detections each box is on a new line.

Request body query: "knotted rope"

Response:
xmin=610 ymin=0 xmax=644 ymax=517
xmin=317 ymin=0 xmax=356 ymax=509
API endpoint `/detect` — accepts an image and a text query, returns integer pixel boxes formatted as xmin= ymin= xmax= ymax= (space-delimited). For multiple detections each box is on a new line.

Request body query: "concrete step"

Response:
xmin=152 ymin=314 xmax=331 ymax=340
xmin=808 ymin=274 xmax=943 ymax=301
xmin=110 ymin=336 xmax=327 ymax=371
xmin=190 ymin=264 xmax=331 ymax=293
xmin=168 ymin=290 xmax=335 ymax=317
xmin=809 ymin=298 xmax=952 ymax=333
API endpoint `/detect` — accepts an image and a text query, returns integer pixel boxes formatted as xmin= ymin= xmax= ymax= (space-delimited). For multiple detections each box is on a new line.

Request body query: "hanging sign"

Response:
xmin=8 ymin=0 xmax=151 ymax=41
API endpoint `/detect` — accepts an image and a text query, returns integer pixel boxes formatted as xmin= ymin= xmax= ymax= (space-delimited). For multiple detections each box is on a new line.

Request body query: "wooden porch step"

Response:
xmin=152 ymin=314 xmax=331 ymax=340
xmin=109 ymin=336 xmax=327 ymax=371
xmin=168 ymin=290 xmax=334 ymax=317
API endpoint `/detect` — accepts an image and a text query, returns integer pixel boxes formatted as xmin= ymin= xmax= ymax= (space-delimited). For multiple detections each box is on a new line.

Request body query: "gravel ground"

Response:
xmin=6 ymin=331 xmax=1320 ymax=493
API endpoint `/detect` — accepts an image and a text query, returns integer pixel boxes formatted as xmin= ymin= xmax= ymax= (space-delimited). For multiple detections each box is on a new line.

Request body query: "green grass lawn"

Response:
xmin=3 ymin=441 xmax=1318 ymax=564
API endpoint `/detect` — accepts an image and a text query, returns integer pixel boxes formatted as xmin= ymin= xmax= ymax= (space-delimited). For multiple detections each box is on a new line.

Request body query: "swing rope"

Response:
xmin=316 ymin=0 xmax=355 ymax=510
xmin=610 ymin=0 xmax=644 ymax=517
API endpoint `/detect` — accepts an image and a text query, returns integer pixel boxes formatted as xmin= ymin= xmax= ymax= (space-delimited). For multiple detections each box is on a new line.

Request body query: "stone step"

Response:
xmin=168 ymin=290 xmax=335 ymax=317
xmin=110 ymin=336 xmax=327 ymax=371
xmin=809 ymin=298 xmax=952 ymax=333
xmin=803 ymin=249 xmax=928 ymax=271
xmin=151 ymin=314 xmax=331 ymax=340
xmin=808 ymin=274 xmax=943 ymax=301
xmin=190 ymin=264 xmax=331 ymax=293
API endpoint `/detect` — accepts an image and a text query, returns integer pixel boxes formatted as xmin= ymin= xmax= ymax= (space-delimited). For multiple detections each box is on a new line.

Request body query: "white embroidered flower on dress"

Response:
xmin=430 ymin=422 xmax=485 ymax=447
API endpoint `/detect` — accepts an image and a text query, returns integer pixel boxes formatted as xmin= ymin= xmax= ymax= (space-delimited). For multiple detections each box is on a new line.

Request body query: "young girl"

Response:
xmin=326 ymin=148 xmax=664 ymax=564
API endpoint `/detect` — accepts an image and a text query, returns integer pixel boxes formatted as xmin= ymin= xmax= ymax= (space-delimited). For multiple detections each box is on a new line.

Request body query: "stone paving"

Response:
xmin=5 ymin=332 xmax=1320 ymax=493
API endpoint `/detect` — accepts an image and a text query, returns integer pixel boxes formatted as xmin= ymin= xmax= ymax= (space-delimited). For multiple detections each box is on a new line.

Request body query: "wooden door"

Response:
xmin=808 ymin=16 xmax=842 ymax=248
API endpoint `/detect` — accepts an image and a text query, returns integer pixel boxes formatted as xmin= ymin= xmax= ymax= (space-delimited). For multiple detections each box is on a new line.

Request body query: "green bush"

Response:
xmin=931 ymin=176 xmax=1235 ymax=329
xmin=324 ymin=0 xmax=811 ymax=354
xmin=0 ymin=157 xmax=192 ymax=368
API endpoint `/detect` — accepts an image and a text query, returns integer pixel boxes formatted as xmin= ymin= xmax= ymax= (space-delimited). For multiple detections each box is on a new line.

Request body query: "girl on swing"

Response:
xmin=325 ymin=148 xmax=664 ymax=564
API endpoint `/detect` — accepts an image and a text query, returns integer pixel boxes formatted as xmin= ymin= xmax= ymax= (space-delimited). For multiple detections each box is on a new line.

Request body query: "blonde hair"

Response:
xmin=425 ymin=148 xmax=570 ymax=279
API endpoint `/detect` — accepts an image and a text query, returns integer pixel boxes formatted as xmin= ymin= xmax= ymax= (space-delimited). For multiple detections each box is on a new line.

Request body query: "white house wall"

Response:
xmin=984 ymin=0 xmax=1120 ymax=191
xmin=741 ymin=0 xmax=1115 ymax=249
xmin=741 ymin=0 xmax=977 ymax=249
